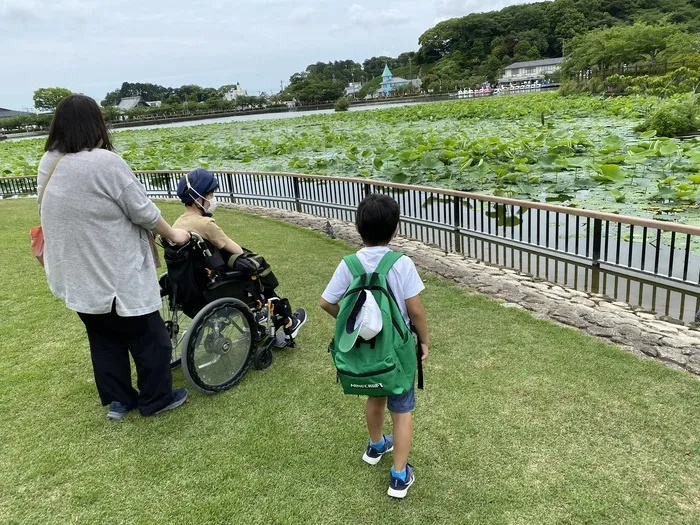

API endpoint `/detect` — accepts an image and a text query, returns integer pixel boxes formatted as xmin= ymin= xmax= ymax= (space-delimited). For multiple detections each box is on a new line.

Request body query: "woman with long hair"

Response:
xmin=38 ymin=94 xmax=190 ymax=421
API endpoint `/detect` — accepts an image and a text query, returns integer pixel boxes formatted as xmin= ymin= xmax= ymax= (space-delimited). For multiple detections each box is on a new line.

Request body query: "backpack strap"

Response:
xmin=343 ymin=254 xmax=366 ymax=279
xmin=415 ymin=327 xmax=425 ymax=391
xmin=374 ymin=251 xmax=405 ymax=277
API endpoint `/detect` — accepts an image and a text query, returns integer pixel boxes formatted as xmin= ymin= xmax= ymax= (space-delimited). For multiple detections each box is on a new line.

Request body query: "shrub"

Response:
xmin=587 ymin=78 xmax=605 ymax=95
xmin=334 ymin=98 xmax=350 ymax=112
xmin=558 ymin=80 xmax=586 ymax=96
xmin=635 ymin=96 xmax=698 ymax=137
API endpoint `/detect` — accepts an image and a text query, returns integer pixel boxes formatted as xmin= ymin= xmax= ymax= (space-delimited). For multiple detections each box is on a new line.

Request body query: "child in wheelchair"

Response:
xmin=171 ymin=169 xmax=307 ymax=342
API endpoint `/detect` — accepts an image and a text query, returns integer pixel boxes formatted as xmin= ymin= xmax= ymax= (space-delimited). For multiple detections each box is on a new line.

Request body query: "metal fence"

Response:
xmin=4 ymin=170 xmax=700 ymax=323
xmin=571 ymin=60 xmax=691 ymax=80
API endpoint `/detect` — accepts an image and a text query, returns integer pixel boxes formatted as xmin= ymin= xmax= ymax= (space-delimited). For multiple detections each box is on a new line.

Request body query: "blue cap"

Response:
xmin=177 ymin=168 xmax=219 ymax=204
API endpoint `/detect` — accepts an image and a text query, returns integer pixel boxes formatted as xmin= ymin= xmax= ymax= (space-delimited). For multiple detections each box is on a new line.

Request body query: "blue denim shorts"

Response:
xmin=387 ymin=385 xmax=416 ymax=414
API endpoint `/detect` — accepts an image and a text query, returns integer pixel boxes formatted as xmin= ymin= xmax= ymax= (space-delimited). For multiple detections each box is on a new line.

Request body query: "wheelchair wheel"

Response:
xmin=181 ymin=298 xmax=255 ymax=394
xmin=253 ymin=345 xmax=274 ymax=370
xmin=161 ymin=296 xmax=192 ymax=369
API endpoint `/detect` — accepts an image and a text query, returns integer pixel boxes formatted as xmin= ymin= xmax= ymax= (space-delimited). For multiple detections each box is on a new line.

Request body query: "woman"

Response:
xmin=38 ymin=94 xmax=190 ymax=421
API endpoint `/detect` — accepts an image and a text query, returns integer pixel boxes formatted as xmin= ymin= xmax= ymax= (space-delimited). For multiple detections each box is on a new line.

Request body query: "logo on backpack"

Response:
xmin=350 ymin=383 xmax=384 ymax=390
xmin=329 ymin=251 xmax=418 ymax=397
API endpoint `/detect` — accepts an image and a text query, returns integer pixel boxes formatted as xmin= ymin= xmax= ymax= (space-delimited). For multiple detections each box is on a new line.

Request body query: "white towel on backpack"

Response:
xmin=354 ymin=290 xmax=383 ymax=341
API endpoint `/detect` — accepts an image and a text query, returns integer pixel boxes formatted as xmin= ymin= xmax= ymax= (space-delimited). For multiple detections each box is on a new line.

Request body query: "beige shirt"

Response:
xmin=174 ymin=212 xmax=231 ymax=249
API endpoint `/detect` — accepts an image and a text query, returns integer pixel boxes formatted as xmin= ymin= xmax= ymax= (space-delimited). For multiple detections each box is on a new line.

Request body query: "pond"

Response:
xmin=2 ymin=93 xmax=699 ymax=228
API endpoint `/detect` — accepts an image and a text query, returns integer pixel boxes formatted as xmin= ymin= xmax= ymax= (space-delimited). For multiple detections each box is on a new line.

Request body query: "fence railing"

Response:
xmin=570 ymin=60 xmax=691 ymax=80
xmin=4 ymin=170 xmax=700 ymax=323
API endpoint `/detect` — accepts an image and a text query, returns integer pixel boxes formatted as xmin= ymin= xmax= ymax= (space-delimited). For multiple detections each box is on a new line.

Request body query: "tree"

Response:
xmin=102 ymin=105 xmax=120 ymax=122
xmin=101 ymin=89 xmax=121 ymax=107
xmin=563 ymin=23 xmax=687 ymax=75
xmin=363 ymin=56 xmax=397 ymax=78
xmin=631 ymin=23 xmax=678 ymax=63
xmin=33 ymin=87 xmax=73 ymax=112
xmin=659 ymin=31 xmax=700 ymax=67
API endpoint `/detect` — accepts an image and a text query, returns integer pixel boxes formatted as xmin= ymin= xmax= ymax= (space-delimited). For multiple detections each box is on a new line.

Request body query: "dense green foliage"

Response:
xmin=3 ymin=93 xmax=700 ymax=225
xmin=283 ymin=0 xmax=700 ymax=99
xmin=636 ymin=95 xmax=699 ymax=137
xmin=32 ymin=87 xmax=73 ymax=112
xmin=607 ymin=68 xmax=700 ymax=97
xmin=100 ymin=81 xmax=260 ymax=107
xmin=562 ymin=67 xmax=700 ymax=96
xmin=283 ymin=55 xmax=418 ymax=103
xmin=563 ymin=23 xmax=700 ymax=75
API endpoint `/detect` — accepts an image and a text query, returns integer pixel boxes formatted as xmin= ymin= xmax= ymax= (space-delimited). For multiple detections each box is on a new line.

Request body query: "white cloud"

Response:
xmin=348 ymin=4 xmax=412 ymax=27
xmin=0 ymin=0 xmax=94 ymax=24
xmin=289 ymin=6 xmax=315 ymax=23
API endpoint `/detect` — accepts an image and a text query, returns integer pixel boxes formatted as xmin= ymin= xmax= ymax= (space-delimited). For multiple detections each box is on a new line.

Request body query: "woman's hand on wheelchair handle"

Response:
xmin=170 ymin=228 xmax=191 ymax=245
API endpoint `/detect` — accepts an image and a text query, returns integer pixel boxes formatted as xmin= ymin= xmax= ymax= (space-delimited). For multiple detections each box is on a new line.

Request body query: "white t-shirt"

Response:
xmin=322 ymin=247 xmax=424 ymax=326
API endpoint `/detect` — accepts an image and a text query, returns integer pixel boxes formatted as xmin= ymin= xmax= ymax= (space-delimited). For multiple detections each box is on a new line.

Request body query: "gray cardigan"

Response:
xmin=38 ymin=149 xmax=162 ymax=316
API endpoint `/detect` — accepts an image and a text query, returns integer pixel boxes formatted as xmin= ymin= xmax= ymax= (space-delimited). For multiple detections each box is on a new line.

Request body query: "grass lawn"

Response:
xmin=1 ymin=198 xmax=700 ymax=524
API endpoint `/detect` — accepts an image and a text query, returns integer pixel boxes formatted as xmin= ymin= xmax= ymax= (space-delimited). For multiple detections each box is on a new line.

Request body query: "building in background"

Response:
xmin=117 ymin=96 xmax=149 ymax=111
xmin=380 ymin=64 xmax=421 ymax=96
xmin=344 ymin=82 xmax=362 ymax=97
xmin=224 ymin=83 xmax=248 ymax=101
xmin=498 ymin=57 xmax=565 ymax=84
xmin=0 ymin=107 xmax=31 ymax=118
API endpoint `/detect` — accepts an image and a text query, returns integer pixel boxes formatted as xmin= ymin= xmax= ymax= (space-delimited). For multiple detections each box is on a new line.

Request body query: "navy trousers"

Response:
xmin=77 ymin=305 xmax=173 ymax=416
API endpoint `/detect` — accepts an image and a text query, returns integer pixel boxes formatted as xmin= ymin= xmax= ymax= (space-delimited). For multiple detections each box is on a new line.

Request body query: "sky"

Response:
xmin=0 ymin=0 xmax=534 ymax=110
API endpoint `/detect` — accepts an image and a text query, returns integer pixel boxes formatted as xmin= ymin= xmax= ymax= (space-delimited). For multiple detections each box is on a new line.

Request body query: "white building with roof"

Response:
xmin=224 ymin=84 xmax=248 ymax=101
xmin=498 ymin=57 xmax=565 ymax=84
xmin=344 ymin=82 xmax=362 ymax=97
xmin=117 ymin=96 xmax=149 ymax=111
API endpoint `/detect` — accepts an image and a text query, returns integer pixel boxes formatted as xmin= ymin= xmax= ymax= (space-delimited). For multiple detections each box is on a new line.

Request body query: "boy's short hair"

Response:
xmin=356 ymin=193 xmax=400 ymax=245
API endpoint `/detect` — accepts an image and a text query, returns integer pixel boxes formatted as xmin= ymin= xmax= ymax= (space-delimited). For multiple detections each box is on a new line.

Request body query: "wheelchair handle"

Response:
xmin=189 ymin=232 xmax=212 ymax=257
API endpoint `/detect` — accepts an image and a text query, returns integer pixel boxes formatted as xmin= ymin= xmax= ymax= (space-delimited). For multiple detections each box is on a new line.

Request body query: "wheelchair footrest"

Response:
xmin=272 ymin=331 xmax=291 ymax=349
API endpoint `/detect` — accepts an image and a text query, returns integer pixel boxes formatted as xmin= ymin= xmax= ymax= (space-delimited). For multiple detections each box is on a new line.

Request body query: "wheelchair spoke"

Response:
xmin=186 ymin=304 xmax=253 ymax=390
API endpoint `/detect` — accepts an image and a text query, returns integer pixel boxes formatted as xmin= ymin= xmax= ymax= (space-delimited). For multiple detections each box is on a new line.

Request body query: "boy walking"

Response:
xmin=320 ymin=194 xmax=429 ymax=499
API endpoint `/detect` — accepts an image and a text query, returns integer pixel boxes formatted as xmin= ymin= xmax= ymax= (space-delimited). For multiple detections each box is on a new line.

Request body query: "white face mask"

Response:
xmin=206 ymin=196 xmax=218 ymax=213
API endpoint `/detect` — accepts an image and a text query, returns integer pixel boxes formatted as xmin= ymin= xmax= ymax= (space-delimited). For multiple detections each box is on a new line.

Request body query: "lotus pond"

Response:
xmin=2 ymin=92 xmax=699 ymax=225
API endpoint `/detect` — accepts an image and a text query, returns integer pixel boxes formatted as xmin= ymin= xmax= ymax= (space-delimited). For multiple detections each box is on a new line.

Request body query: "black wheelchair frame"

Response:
xmin=159 ymin=233 xmax=292 ymax=394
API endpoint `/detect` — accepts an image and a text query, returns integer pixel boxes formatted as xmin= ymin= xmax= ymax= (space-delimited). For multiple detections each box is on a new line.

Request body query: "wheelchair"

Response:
xmin=159 ymin=233 xmax=294 ymax=394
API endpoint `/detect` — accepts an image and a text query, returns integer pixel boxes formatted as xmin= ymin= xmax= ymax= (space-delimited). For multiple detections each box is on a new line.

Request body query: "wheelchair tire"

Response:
xmin=181 ymin=298 xmax=255 ymax=394
xmin=253 ymin=346 xmax=274 ymax=370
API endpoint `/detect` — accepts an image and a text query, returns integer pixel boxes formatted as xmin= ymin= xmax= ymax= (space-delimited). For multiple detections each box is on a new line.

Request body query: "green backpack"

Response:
xmin=330 ymin=251 xmax=422 ymax=397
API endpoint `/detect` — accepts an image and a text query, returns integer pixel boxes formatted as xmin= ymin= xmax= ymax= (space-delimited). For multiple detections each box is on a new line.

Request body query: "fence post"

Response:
xmin=226 ymin=173 xmax=235 ymax=204
xmin=165 ymin=172 xmax=173 ymax=199
xmin=591 ymin=218 xmax=603 ymax=293
xmin=293 ymin=176 xmax=302 ymax=213
xmin=592 ymin=218 xmax=603 ymax=266
xmin=453 ymin=196 xmax=463 ymax=254
xmin=363 ymin=183 xmax=371 ymax=197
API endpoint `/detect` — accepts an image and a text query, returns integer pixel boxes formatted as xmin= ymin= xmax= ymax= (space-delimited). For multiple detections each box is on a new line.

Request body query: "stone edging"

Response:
xmin=228 ymin=204 xmax=700 ymax=377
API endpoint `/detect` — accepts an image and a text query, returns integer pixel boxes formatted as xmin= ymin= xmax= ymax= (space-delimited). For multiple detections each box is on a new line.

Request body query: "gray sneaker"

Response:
xmin=106 ymin=401 xmax=136 ymax=421
xmin=153 ymin=388 xmax=188 ymax=416
xmin=289 ymin=308 xmax=308 ymax=339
